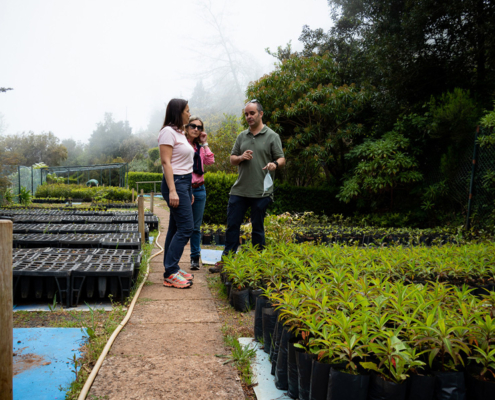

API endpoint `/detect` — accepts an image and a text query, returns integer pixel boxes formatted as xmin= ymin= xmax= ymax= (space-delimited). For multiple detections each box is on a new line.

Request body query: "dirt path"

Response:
xmin=89 ymin=199 xmax=245 ymax=400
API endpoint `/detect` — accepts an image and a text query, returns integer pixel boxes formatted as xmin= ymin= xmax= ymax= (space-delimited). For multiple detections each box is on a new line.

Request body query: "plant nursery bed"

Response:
xmin=220 ymin=241 xmax=495 ymax=400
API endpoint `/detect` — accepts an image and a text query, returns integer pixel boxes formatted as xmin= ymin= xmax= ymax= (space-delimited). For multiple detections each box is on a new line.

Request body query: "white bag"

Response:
xmin=262 ymin=171 xmax=273 ymax=196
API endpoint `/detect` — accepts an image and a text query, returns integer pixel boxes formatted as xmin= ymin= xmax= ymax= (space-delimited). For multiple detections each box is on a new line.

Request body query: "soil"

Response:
xmin=13 ymin=347 xmax=47 ymax=376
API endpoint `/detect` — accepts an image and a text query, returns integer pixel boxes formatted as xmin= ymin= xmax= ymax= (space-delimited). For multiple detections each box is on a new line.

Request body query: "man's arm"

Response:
xmin=230 ymin=151 xmax=253 ymax=166
xmin=263 ymin=157 xmax=286 ymax=171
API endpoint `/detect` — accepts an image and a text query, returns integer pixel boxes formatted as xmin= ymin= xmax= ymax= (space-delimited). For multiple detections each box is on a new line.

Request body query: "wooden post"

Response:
xmin=0 ymin=220 xmax=13 ymax=400
xmin=138 ymin=196 xmax=145 ymax=247
xmin=150 ymin=192 xmax=154 ymax=214
xmin=141 ymin=189 xmax=144 ymax=196
xmin=132 ymin=188 xmax=135 ymax=203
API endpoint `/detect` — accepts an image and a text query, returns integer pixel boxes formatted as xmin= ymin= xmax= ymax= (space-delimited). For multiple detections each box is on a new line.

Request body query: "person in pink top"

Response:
xmin=158 ymin=98 xmax=195 ymax=289
xmin=185 ymin=115 xmax=215 ymax=270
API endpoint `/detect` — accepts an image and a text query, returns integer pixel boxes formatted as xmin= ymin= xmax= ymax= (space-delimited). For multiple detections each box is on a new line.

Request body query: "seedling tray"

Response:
xmin=71 ymin=263 xmax=134 ymax=305
xmin=13 ymin=261 xmax=79 ymax=307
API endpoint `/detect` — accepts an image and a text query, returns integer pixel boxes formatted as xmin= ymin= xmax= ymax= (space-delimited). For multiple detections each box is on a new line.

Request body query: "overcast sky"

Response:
xmin=0 ymin=0 xmax=331 ymax=143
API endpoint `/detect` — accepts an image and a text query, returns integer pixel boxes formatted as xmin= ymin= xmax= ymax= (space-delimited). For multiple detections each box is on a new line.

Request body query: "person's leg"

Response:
xmin=161 ymin=177 xmax=176 ymax=269
xmin=223 ymin=195 xmax=250 ymax=256
xmin=250 ymin=196 xmax=272 ymax=250
xmin=162 ymin=175 xmax=194 ymax=280
xmin=190 ymin=185 xmax=206 ymax=268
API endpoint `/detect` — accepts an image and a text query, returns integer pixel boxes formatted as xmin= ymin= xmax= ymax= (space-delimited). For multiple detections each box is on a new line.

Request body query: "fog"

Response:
xmin=0 ymin=0 xmax=331 ymax=142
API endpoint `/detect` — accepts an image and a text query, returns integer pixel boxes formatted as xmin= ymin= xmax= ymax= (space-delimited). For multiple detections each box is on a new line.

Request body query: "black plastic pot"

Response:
xmin=250 ymin=288 xmax=263 ymax=308
xmin=287 ymin=337 xmax=300 ymax=399
xmin=465 ymin=371 xmax=495 ymax=400
xmin=433 ymin=371 xmax=466 ymax=400
xmin=271 ymin=315 xmax=284 ymax=374
xmin=309 ymin=359 xmax=331 ymax=400
xmin=262 ymin=307 xmax=277 ymax=354
xmin=231 ymin=287 xmax=250 ymax=312
xmin=202 ymin=234 xmax=212 ymax=244
xmin=224 ymin=281 xmax=232 ymax=299
xmin=270 ymin=315 xmax=280 ymax=366
xmin=368 ymin=373 xmax=407 ymax=400
xmin=275 ymin=327 xmax=290 ymax=390
xmin=406 ymin=374 xmax=435 ymax=400
xmin=327 ymin=367 xmax=369 ymax=400
xmin=296 ymin=349 xmax=313 ymax=400
xmin=254 ymin=296 xmax=270 ymax=342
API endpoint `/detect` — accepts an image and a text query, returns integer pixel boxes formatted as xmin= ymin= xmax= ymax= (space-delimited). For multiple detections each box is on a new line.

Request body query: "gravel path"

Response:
xmin=89 ymin=198 xmax=245 ymax=400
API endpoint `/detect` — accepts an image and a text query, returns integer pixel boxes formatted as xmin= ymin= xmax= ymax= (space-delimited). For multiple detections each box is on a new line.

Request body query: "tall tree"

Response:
xmin=87 ymin=113 xmax=132 ymax=163
xmin=3 ymin=131 xmax=68 ymax=166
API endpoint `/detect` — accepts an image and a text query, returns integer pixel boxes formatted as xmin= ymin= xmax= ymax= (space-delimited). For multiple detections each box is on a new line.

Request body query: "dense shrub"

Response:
xmin=35 ymin=184 xmax=132 ymax=201
xmin=128 ymin=172 xmax=162 ymax=193
xmin=202 ymin=172 xmax=350 ymax=224
xmin=203 ymin=172 xmax=238 ymax=224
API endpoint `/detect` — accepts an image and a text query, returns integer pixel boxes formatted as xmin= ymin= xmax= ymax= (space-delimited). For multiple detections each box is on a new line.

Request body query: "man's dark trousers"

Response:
xmin=223 ymin=194 xmax=272 ymax=256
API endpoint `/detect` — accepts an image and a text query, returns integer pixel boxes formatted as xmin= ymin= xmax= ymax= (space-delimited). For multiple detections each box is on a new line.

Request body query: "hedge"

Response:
xmin=202 ymin=172 xmax=348 ymax=224
xmin=35 ymin=184 xmax=132 ymax=202
xmin=127 ymin=172 xmax=163 ymax=193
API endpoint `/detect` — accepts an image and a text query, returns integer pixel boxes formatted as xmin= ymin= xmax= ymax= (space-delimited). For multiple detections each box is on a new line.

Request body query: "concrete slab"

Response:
xmin=89 ymin=355 xmax=245 ymax=400
xmin=131 ymin=300 xmax=220 ymax=324
xmin=109 ymin=323 xmax=226 ymax=357
xmin=13 ymin=328 xmax=87 ymax=400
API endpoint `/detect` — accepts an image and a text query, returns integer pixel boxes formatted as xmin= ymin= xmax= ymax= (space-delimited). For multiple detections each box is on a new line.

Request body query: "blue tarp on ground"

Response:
xmin=13 ymin=328 xmax=87 ymax=400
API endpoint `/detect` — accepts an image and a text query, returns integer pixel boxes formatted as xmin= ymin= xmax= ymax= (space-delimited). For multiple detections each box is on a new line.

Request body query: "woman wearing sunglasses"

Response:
xmin=185 ymin=116 xmax=215 ymax=270
xmin=158 ymin=98 xmax=195 ymax=289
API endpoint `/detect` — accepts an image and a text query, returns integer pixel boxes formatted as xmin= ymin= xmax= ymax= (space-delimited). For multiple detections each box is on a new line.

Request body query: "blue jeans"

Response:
xmin=191 ymin=185 xmax=207 ymax=259
xmin=161 ymin=175 xmax=194 ymax=278
xmin=222 ymin=195 xmax=272 ymax=257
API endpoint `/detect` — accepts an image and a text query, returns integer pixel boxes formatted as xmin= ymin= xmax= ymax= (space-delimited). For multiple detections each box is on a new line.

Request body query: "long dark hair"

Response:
xmin=161 ymin=98 xmax=188 ymax=130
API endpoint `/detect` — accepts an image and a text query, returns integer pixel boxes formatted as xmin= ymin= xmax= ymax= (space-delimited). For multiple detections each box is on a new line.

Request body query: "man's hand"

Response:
xmin=191 ymin=195 xmax=195 ymax=205
xmin=263 ymin=162 xmax=277 ymax=171
xmin=240 ymin=150 xmax=253 ymax=161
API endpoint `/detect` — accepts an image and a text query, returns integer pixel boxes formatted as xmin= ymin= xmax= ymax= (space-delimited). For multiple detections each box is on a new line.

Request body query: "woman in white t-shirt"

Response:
xmin=158 ymin=98 xmax=195 ymax=289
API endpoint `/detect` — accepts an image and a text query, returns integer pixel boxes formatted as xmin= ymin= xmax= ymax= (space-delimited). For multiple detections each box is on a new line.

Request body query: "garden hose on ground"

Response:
xmin=78 ymin=230 xmax=164 ymax=400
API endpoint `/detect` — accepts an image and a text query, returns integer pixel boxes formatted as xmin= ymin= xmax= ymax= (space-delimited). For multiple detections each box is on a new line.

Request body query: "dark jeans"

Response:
xmin=161 ymin=175 xmax=193 ymax=278
xmin=222 ymin=195 xmax=272 ymax=257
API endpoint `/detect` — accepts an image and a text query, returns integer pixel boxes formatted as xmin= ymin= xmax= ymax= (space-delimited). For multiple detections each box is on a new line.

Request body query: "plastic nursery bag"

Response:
xmin=262 ymin=171 xmax=273 ymax=196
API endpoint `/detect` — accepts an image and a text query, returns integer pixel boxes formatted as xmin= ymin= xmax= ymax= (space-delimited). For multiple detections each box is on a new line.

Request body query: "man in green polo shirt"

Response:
xmin=209 ymin=100 xmax=285 ymax=273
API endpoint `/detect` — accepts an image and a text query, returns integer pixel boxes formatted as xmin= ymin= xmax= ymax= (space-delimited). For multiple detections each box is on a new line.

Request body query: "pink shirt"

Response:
xmin=189 ymin=143 xmax=215 ymax=185
xmin=158 ymin=126 xmax=194 ymax=175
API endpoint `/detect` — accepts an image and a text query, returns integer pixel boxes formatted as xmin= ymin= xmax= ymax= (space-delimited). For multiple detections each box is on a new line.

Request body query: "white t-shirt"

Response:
xmin=157 ymin=126 xmax=194 ymax=175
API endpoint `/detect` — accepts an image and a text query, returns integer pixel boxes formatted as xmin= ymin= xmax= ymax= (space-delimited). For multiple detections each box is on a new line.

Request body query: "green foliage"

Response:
xmin=338 ymin=131 xmax=423 ymax=205
xmin=223 ymin=241 xmax=495 ymax=378
xmin=201 ymin=172 xmax=349 ymax=224
xmin=207 ymin=114 xmax=242 ymax=174
xmin=203 ymin=172 xmax=238 ymax=224
xmin=18 ymin=186 xmax=32 ymax=206
xmin=35 ymin=184 xmax=132 ymax=201
xmin=2 ymin=131 xmax=68 ymax=166
xmin=246 ymin=54 xmax=372 ymax=184
xmin=147 ymin=147 xmax=161 ymax=173
xmin=478 ymin=103 xmax=495 ymax=148
xmin=127 ymin=171 xmax=162 ymax=193
xmin=428 ymin=88 xmax=480 ymax=146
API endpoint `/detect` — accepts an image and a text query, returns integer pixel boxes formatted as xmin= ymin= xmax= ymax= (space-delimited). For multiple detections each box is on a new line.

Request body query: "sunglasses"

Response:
xmin=188 ymin=123 xmax=203 ymax=131
xmin=245 ymin=99 xmax=259 ymax=106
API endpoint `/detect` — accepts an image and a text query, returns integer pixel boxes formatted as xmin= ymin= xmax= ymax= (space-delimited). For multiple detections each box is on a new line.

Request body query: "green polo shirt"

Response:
xmin=230 ymin=125 xmax=284 ymax=198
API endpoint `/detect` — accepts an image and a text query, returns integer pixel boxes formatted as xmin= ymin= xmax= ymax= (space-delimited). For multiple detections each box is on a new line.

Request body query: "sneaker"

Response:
xmin=163 ymin=272 xmax=192 ymax=289
xmin=208 ymin=261 xmax=224 ymax=274
xmin=178 ymin=269 xmax=194 ymax=281
xmin=190 ymin=257 xmax=200 ymax=271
